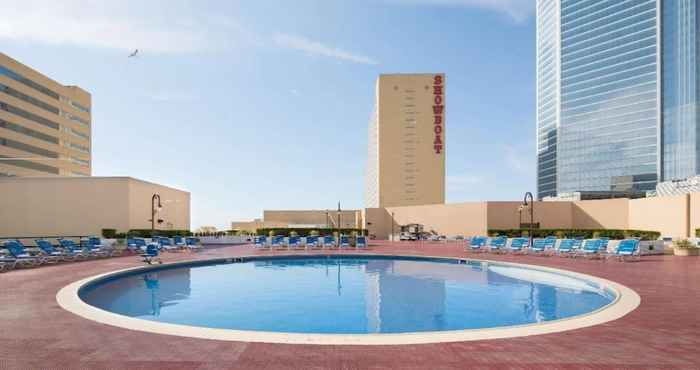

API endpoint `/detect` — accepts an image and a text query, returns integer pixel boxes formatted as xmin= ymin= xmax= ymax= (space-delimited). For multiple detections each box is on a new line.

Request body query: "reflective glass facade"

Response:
xmin=537 ymin=0 xmax=665 ymax=198
xmin=536 ymin=0 xmax=560 ymax=198
xmin=662 ymin=0 xmax=700 ymax=180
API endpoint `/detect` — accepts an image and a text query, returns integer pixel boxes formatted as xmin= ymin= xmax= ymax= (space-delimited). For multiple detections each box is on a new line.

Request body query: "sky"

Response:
xmin=0 ymin=0 xmax=536 ymax=230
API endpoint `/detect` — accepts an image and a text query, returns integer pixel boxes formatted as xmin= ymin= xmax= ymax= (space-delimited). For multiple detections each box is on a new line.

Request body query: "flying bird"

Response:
xmin=128 ymin=49 xmax=139 ymax=58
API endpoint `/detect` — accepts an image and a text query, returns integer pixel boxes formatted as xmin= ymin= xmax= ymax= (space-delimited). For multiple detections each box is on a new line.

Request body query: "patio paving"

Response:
xmin=1 ymin=241 xmax=699 ymax=369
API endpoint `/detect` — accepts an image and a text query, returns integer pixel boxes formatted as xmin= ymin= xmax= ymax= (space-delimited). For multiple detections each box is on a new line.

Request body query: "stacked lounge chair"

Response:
xmin=36 ymin=239 xmax=75 ymax=262
xmin=323 ymin=235 xmax=336 ymax=249
xmin=288 ymin=236 xmax=302 ymax=249
xmin=254 ymin=236 xmax=268 ymax=249
xmin=356 ymin=236 xmax=367 ymax=249
xmin=306 ymin=236 xmax=319 ymax=249
xmin=339 ymin=235 xmax=350 ymax=249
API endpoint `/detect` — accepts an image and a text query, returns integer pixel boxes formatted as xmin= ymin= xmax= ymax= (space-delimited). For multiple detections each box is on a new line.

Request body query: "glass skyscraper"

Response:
xmin=537 ymin=0 xmax=700 ymax=198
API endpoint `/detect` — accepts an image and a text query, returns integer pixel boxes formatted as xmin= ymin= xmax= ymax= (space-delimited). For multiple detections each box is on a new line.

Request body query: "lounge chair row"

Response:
xmin=253 ymin=235 xmax=368 ymax=250
xmin=0 ymin=237 xmax=121 ymax=271
xmin=126 ymin=236 xmax=202 ymax=253
xmin=466 ymin=236 xmax=641 ymax=261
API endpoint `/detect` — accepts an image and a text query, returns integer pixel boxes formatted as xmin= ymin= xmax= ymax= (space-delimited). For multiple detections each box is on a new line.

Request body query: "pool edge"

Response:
xmin=56 ymin=254 xmax=641 ymax=345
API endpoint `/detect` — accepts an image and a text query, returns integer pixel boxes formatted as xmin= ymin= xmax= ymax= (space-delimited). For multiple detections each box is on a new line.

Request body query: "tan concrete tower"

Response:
xmin=365 ymin=73 xmax=446 ymax=208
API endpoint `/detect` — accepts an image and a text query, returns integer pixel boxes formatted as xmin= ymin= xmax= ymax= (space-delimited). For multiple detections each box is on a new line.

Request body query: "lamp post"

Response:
xmin=151 ymin=194 xmax=163 ymax=234
xmin=337 ymin=202 xmax=341 ymax=235
xmin=518 ymin=205 xmax=524 ymax=228
xmin=523 ymin=192 xmax=534 ymax=246
xmin=391 ymin=211 xmax=395 ymax=242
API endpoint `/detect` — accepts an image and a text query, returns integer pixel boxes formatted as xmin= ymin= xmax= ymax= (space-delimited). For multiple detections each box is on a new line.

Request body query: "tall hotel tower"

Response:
xmin=365 ymin=74 xmax=446 ymax=208
xmin=0 ymin=53 xmax=92 ymax=177
xmin=536 ymin=1 xmax=700 ymax=198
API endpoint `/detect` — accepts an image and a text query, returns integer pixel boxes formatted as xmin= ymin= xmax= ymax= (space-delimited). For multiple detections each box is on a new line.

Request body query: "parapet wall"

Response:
xmin=364 ymin=193 xmax=700 ymax=239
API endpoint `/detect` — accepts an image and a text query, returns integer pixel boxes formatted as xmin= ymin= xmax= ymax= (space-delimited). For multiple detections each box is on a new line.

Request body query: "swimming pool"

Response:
xmin=77 ymin=255 xmax=617 ymax=336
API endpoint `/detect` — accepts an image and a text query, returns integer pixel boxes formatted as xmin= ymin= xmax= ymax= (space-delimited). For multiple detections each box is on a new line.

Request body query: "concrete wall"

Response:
xmin=366 ymin=202 xmax=487 ymax=239
xmin=0 ymin=177 xmax=190 ymax=237
xmin=364 ymin=193 xmax=700 ymax=239
xmin=573 ymin=198 xmax=629 ymax=229
xmin=486 ymin=201 xmax=574 ymax=230
xmin=263 ymin=210 xmax=362 ymax=229
xmin=628 ymin=194 xmax=690 ymax=238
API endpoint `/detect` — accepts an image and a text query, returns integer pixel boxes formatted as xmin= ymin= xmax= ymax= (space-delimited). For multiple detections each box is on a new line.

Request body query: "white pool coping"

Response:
xmin=56 ymin=254 xmax=641 ymax=345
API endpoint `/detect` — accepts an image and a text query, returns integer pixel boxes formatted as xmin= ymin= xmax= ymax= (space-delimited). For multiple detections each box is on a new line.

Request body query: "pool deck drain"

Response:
xmin=1 ymin=241 xmax=699 ymax=369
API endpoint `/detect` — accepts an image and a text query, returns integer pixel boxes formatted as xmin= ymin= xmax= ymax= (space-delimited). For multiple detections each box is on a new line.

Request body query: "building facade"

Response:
xmin=536 ymin=0 xmax=700 ymax=199
xmin=365 ymin=74 xmax=446 ymax=208
xmin=0 ymin=53 xmax=92 ymax=177
xmin=0 ymin=177 xmax=190 ymax=238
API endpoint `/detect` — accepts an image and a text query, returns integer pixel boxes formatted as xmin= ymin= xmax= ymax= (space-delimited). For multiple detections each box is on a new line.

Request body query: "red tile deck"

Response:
xmin=1 ymin=241 xmax=699 ymax=369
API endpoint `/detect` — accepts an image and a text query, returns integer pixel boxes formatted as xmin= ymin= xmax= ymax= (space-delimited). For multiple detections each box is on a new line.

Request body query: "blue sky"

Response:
xmin=1 ymin=0 xmax=536 ymax=229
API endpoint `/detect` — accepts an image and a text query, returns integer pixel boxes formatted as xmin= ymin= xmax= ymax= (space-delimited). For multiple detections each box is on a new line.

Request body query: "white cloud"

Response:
xmin=0 ymin=0 xmax=247 ymax=53
xmin=273 ymin=33 xmax=379 ymax=65
xmin=387 ymin=0 xmax=535 ymax=23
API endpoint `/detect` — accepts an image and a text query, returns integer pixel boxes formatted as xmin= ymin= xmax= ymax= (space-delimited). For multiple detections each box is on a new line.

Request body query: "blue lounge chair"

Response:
xmin=36 ymin=239 xmax=74 ymax=262
xmin=508 ymin=238 xmax=527 ymax=254
xmin=556 ymin=239 xmax=575 ymax=257
xmin=186 ymin=237 xmax=202 ymax=251
xmin=141 ymin=243 xmax=162 ymax=264
xmin=356 ymin=236 xmax=367 ymax=249
xmin=288 ymin=236 xmax=302 ymax=249
xmin=254 ymin=236 xmax=268 ymax=249
xmin=80 ymin=238 xmax=109 ymax=257
xmin=339 ymin=235 xmax=350 ymax=249
xmin=487 ymin=236 xmax=507 ymax=253
xmin=322 ymin=235 xmax=336 ymax=249
xmin=578 ymin=239 xmax=603 ymax=259
xmin=271 ymin=236 xmax=285 ymax=250
xmin=305 ymin=236 xmax=319 ymax=249
xmin=155 ymin=237 xmax=178 ymax=252
xmin=127 ymin=238 xmax=147 ymax=252
xmin=173 ymin=236 xmax=186 ymax=248
xmin=528 ymin=239 xmax=548 ymax=255
xmin=606 ymin=239 xmax=640 ymax=262
xmin=3 ymin=240 xmax=42 ymax=267
xmin=467 ymin=236 xmax=487 ymax=252
xmin=58 ymin=239 xmax=93 ymax=258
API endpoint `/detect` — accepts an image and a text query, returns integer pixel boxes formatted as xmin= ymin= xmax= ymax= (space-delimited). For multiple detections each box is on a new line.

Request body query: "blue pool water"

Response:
xmin=79 ymin=256 xmax=616 ymax=334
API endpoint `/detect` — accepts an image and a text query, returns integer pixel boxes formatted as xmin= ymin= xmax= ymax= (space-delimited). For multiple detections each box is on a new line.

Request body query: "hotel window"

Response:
xmin=0 ymin=102 xmax=60 ymax=130
xmin=0 ymin=119 xmax=59 ymax=144
xmin=0 ymin=154 xmax=59 ymax=174
xmin=70 ymin=156 xmax=89 ymax=166
xmin=0 ymin=83 xmax=60 ymax=114
xmin=0 ymin=136 xmax=59 ymax=158
xmin=62 ymin=112 xmax=90 ymax=127
xmin=0 ymin=65 xmax=59 ymax=100
xmin=66 ymin=141 xmax=89 ymax=154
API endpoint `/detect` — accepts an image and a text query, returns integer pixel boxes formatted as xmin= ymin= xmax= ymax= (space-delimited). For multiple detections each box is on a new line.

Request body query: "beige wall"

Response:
xmin=628 ymin=195 xmax=689 ymax=238
xmin=364 ymin=193 xmax=700 ymax=239
xmin=0 ymin=53 xmax=92 ymax=178
xmin=264 ymin=210 xmax=362 ymax=229
xmin=367 ymin=74 xmax=445 ymax=208
xmin=573 ymin=198 xmax=629 ymax=229
xmin=366 ymin=202 xmax=487 ymax=239
xmin=0 ymin=177 xmax=189 ymax=237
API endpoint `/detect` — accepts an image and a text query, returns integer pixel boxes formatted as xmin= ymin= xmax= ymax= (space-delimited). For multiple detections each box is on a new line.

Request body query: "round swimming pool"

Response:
xmin=76 ymin=255 xmax=618 ymax=336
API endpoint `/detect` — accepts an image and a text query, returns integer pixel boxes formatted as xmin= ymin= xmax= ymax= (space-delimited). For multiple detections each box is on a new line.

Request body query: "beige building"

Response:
xmin=0 ymin=177 xmax=190 ymax=238
xmin=364 ymin=192 xmax=700 ymax=240
xmin=365 ymin=74 xmax=446 ymax=208
xmin=232 ymin=209 xmax=363 ymax=232
xmin=1 ymin=53 xmax=92 ymax=177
